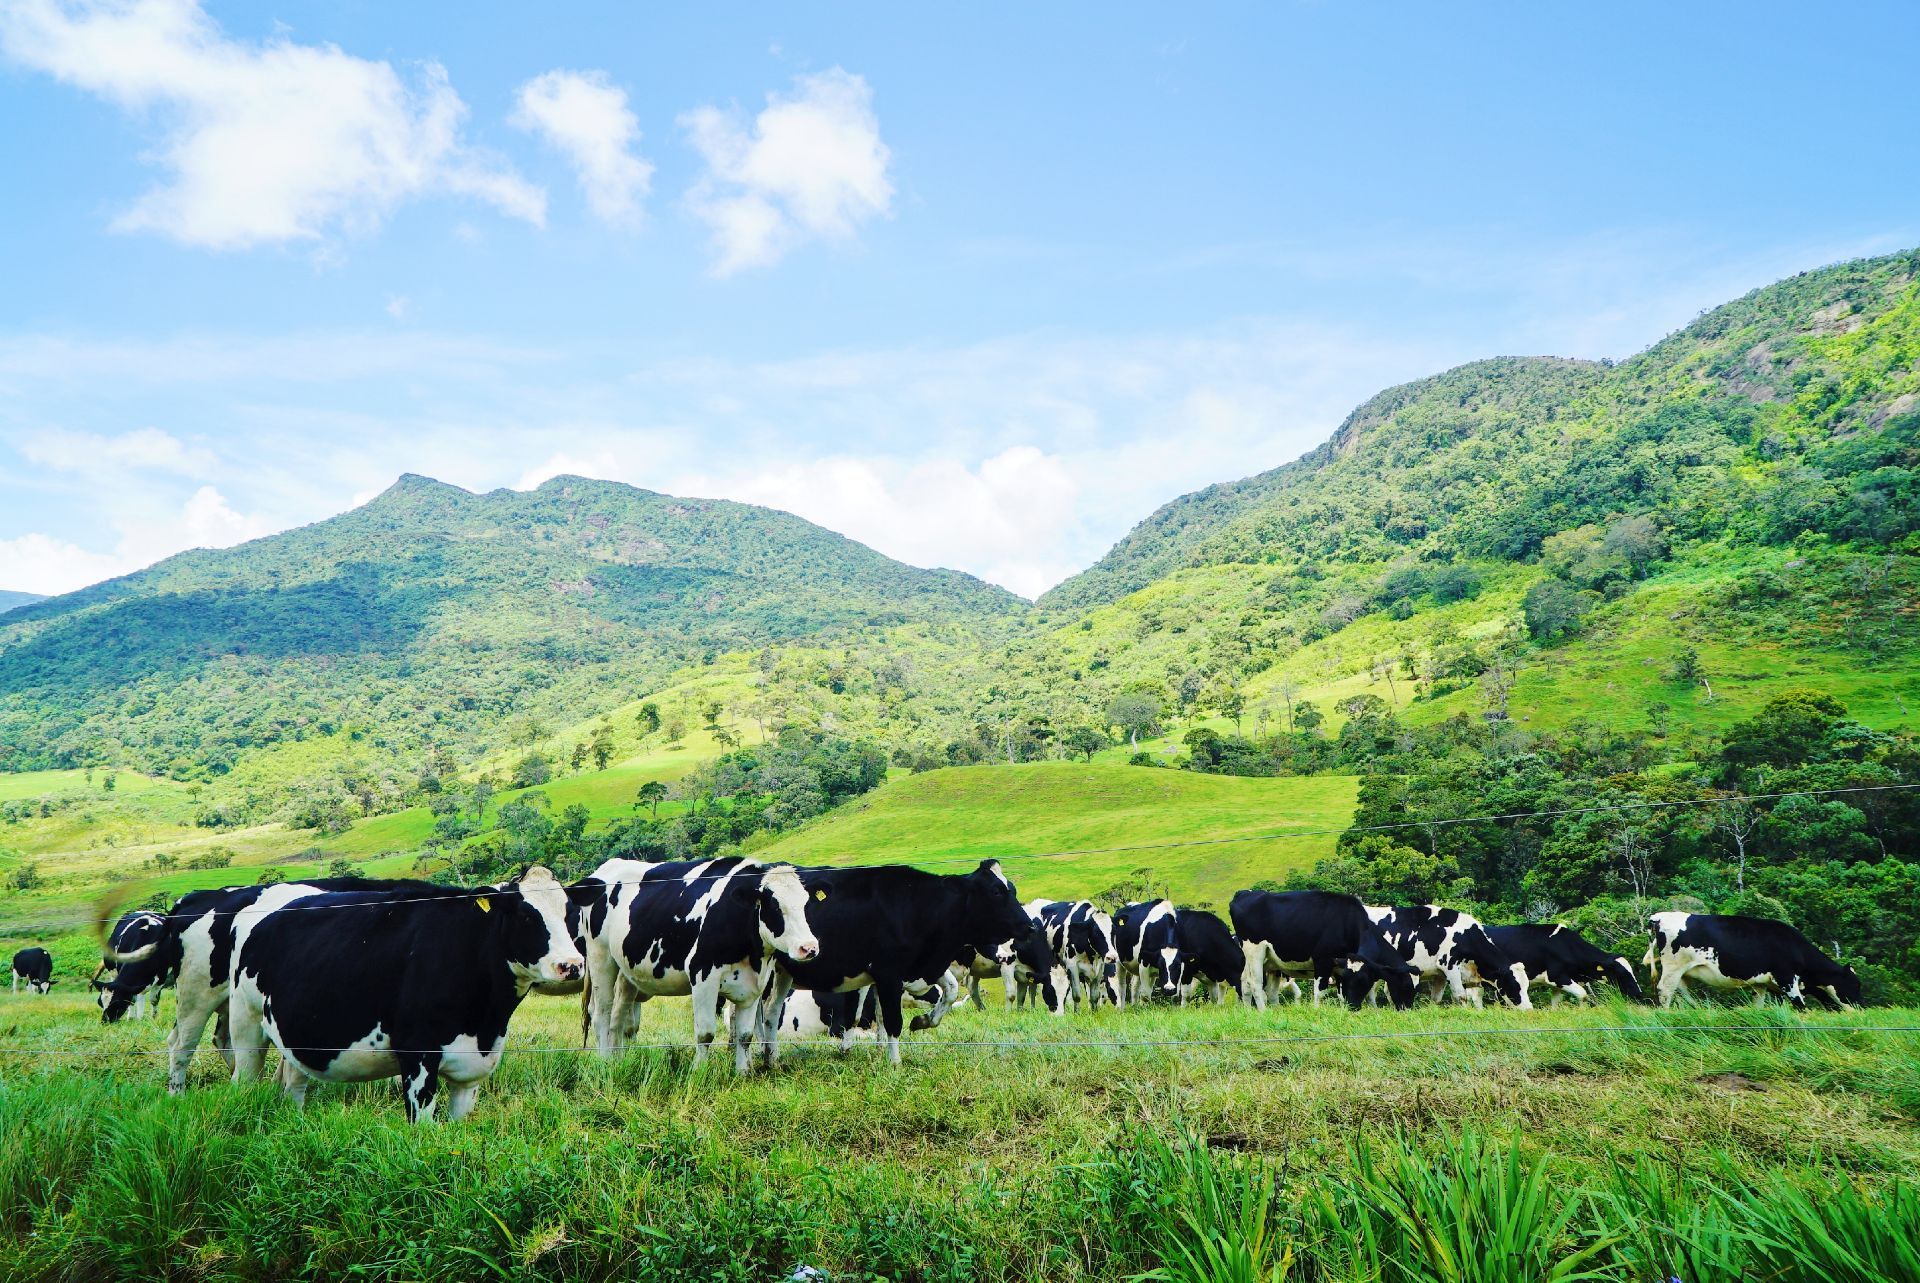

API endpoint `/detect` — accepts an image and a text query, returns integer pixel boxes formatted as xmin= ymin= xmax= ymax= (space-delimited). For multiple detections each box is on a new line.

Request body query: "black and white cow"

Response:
xmin=1348 ymin=905 xmax=1529 ymax=1009
xmin=1171 ymin=908 xmax=1242 ymax=1004
xmin=761 ymin=859 xmax=1035 ymax=1066
xmin=92 ymin=909 xmax=169 ymax=1018
xmin=1228 ymin=889 xmax=1416 ymax=1009
xmin=957 ymin=920 xmax=1068 ymax=1014
xmin=1644 ymin=911 xmax=1860 ymax=1009
xmin=773 ymin=972 xmax=958 ymax=1050
xmin=1113 ymin=900 xmax=1181 ymax=1004
xmin=1485 ymin=923 xmax=1645 ymax=1004
xmin=1029 ymin=899 xmax=1122 ymax=1009
xmin=576 ymin=855 xmax=819 ymax=1072
xmin=227 ymin=867 xmax=584 ymax=1123
xmin=10 ymin=947 xmax=53 ymax=995
xmin=96 ymin=878 xmax=378 ymax=1094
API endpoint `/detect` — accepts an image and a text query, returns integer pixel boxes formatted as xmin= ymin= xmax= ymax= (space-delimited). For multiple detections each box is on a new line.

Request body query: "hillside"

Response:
xmin=1044 ymin=250 xmax=1920 ymax=609
xmin=0 ymin=475 xmax=1025 ymax=792
xmin=0 ymin=591 xmax=44 ymax=615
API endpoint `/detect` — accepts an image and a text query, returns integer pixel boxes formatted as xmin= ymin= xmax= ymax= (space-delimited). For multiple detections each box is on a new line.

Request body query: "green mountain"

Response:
xmin=1044 ymin=251 xmax=1920 ymax=609
xmin=0 ymin=475 xmax=1025 ymax=781
xmin=0 ymin=592 xmax=45 ymax=615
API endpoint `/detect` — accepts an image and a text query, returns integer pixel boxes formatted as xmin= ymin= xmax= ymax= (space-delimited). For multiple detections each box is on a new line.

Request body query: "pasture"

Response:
xmin=4 ymin=983 xmax=1919 ymax=1281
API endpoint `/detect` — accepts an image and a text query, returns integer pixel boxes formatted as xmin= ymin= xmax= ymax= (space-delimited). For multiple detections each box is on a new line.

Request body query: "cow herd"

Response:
xmin=6 ymin=857 xmax=1865 ymax=1124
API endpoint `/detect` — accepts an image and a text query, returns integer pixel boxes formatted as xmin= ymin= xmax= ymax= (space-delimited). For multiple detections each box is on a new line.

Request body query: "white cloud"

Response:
xmin=513 ymin=69 xmax=652 ymax=227
xmin=0 ymin=0 xmax=545 ymax=248
xmin=18 ymin=425 xmax=214 ymax=478
xmin=672 ymin=447 xmax=1079 ymax=599
xmin=0 ymin=485 xmax=271 ymax=594
xmin=384 ymin=294 xmax=411 ymax=320
xmin=681 ymin=67 xmax=892 ymax=274
xmin=0 ymin=532 xmax=128 ymax=594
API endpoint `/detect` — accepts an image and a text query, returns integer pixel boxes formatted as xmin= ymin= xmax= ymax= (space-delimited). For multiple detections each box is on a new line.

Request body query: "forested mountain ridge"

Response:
xmin=1043 ymin=250 xmax=1920 ymax=609
xmin=0 ymin=591 xmax=44 ymax=615
xmin=0 ymin=475 xmax=1025 ymax=782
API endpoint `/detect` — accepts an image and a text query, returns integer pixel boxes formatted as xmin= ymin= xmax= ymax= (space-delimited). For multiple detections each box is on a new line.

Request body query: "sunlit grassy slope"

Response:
xmin=758 ymin=762 xmax=1356 ymax=907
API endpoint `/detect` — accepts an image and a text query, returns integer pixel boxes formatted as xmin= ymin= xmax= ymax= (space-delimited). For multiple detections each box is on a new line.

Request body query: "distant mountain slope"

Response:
xmin=0 ymin=591 xmax=45 ymax=615
xmin=0 ymin=475 xmax=1024 ymax=778
xmin=1044 ymin=250 xmax=1920 ymax=609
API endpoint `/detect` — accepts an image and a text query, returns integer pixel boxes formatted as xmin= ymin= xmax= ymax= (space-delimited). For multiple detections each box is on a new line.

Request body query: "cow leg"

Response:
xmin=689 ymin=972 xmax=723 ymax=1068
xmin=728 ymin=992 xmax=758 ymax=1074
xmin=874 ymin=980 xmax=906 ymax=1066
xmin=608 ymin=974 xmax=644 ymax=1055
xmin=757 ymin=969 xmax=794 ymax=1069
xmin=1560 ymin=980 xmax=1590 ymax=1004
xmin=1239 ymin=942 xmax=1265 ymax=1009
xmin=277 ymin=1055 xmax=310 ymax=1109
xmin=399 ymin=1054 xmax=442 ymax=1124
xmin=1655 ymin=962 xmax=1687 ymax=1008
xmin=226 ymin=996 xmax=270 ymax=1085
xmin=1780 ymin=975 xmax=1807 ymax=1010
xmin=587 ymin=944 xmax=621 ymax=1055
xmin=163 ymin=982 xmax=221 ymax=1094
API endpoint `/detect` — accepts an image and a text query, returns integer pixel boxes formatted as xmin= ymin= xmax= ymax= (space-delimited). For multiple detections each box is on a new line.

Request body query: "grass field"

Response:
xmin=759 ymin=763 xmax=1357 ymax=907
xmin=2 ymin=986 xmax=1918 ymax=1281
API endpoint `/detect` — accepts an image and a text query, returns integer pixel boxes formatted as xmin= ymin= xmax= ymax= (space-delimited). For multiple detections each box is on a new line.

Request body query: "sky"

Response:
xmin=2 ymin=2 xmax=1917 ymax=600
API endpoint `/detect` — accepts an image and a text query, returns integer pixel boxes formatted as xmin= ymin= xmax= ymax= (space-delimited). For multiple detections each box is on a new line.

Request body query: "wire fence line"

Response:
xmin=5 ymin=1022 xmax=1919 ymax=1060
xmin=56 ymin=781 xmax=1920 ymax=929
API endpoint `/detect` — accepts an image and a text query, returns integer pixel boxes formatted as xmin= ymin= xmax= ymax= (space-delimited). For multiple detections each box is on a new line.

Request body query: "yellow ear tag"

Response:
xmin=475 ymin=896 xmax=492 ymax=913
xmin=813 ymin=888 xmax=827 ymax=902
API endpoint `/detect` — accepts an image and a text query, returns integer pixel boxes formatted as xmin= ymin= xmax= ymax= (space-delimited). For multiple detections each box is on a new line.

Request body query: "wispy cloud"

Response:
xmin=514 ymin=68 xmax=652 ymax=228
xmin=0 ymin=0 xmax=544 ymax=248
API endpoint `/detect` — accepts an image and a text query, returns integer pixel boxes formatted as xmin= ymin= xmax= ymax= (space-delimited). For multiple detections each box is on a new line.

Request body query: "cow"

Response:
xmin=575 ymin=856 xmax=819 ymax=1072
xmin=1171 ymin=908 xmax=1242 ymax=1004
xmin=1485 ymin=923 xmax=1645 ymax=1004
xmin=1029 ymin=899 xmax=1122 ymax=1009
xmin=957 ymin=922 xmax=1069 ymax=1014
xmin=92 ymin=909 xmax=169 ymax=1018
xmin=1348 ymin=905 xmax=1529 ymax=1009
xmin=95 ymin=878 xmax=378 ymax=1094
xmin=1644 ymin=911 xmax=1860 ymax=1009
xmin=10 ymin=947 xmax=53 ymax=995
xmin=773 ymin=973 xmax=958 ymax=1050
xmin=1113 ymin=900 xmax=1181 ymax=1004
xmin=1228 ymin=889 xmax=1416 ymax=1010
xmin=760 ymin=859 xmax=1036 ymax=1067
xmin=227 ymin=867 xmax=584 ymax=1123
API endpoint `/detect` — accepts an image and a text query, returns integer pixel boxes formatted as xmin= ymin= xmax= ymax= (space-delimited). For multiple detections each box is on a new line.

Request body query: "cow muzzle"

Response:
xmin=789 ymin=940 xmax=819 ymax=962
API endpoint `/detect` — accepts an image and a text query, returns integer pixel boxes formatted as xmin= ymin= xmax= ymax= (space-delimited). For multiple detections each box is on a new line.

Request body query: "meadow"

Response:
xmin=2 ymin=985 xmax=1918 ymax=1281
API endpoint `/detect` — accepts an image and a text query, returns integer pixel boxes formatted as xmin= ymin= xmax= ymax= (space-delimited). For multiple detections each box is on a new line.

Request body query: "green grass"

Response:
xmin=757 ymin=762 xmax=1358 ymax=906
xmin=3 ymin=990 xmax=1919 ymax=1280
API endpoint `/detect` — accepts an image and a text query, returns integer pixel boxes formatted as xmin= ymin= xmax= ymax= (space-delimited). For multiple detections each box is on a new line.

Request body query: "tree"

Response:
xmin=569 ymin=742 xmax=589 ymax=773
xmin=1063 ymin=726 xmax=1110 ymax=762
xmin=1710 ymin=793 xmax=1761 ymax=889
xmin=1107 ymin=694 xmax=1161 ymax=751
xmin=1292 ymin=700 xmax=1323 ymax=733
xmin=636 ymin=780 xmax=667 ymax=818
xmin=637 ymin=702 xmax=661 ymax=735
xmin=1522 ymin=579 xmax=1588 ymax=639
xmin=590 ymin=727 xmax=616 ymax=771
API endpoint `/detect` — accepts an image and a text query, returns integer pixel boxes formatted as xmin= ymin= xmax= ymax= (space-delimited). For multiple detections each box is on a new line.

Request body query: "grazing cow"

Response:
xmin=1029 ymin=899 xmax=1122 ymax=1009
xmin=96 ymin=878 xmax=377 ymax=1094
xmin=1349 ymin=905 xmax=1529 ymax=1009
xmin=228 ymin=868 xmax=584 ymax=1123
xmin=10 ymin=947 xmax=53 ymax=995
xmin=1113 ymin=900 xmax=1181 ymax=1004
xmin=1172 ymin=908 xmax=1242 ymax=1003
xmin=576 ymin=856 xmax=819 ymax=1072
xmin=92 ymin=910 xmax=169 ymax=1018
xmin=1228 ymin=889 xmax=1416 ymax=1010
xmin=957 ymin=923 xmax=1069 ymax=1014
xmin=1485 ymin=923 xmax=1645 ymax=1004
xmin=761 ymin=859 xmax=1035 ymax=1066
xmin=773 ymin=973 xmax=957 ymax=1049
xmin=1644 ymin=912 xmax=1860 ymax=1009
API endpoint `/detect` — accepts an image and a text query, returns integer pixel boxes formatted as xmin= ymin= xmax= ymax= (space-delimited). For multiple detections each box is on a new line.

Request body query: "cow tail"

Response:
xmin=579 ymin=968 xmax=592 ymax=1049
xmin=90 ymin=883 xmax=161 ymax=960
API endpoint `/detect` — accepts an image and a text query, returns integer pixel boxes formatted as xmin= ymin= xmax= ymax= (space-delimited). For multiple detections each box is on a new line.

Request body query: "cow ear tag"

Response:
xmin=475 ymin=896 xmax=492 ymax=913
xmin=814 ymin=889 xmax=827 ymax=901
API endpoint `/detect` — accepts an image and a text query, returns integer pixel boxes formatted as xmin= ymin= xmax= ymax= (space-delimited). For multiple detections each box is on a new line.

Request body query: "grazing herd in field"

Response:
xmin=6 ymin=856 xmax=1864 ymax=1123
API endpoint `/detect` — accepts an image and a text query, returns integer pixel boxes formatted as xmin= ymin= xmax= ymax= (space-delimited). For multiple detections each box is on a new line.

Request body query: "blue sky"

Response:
xmin=2 ymin=1 xmax=1916 ymax=598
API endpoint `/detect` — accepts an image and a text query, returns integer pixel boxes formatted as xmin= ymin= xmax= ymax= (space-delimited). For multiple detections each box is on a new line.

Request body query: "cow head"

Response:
xmin=499 ymin=867 xmax=586 ymax=990
xmin=1824 ymin=963 xmax=1863 ymax=1007
xmin=1460 ymin=927 xmax=1529 ymax=1008
xmin=1015 ymin=922 xmax=1070 ymax=1015
xmin=752 ymin=865 xmax=820 ymax=962
xmin=963 ymin=860 xmax=1034 ymax=953
xmin=1606 ymin=955 xmax=1649 ymax=1003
